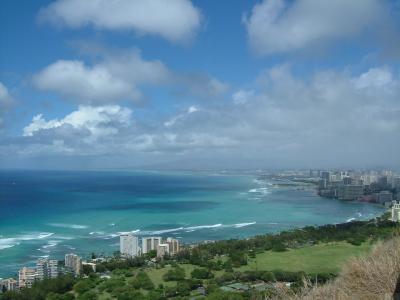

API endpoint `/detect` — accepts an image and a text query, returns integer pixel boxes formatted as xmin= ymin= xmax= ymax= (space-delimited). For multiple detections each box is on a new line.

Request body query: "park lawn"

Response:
xmin=145 ymin=264 xmax=197 ymax=286
xmin=238 ymin=241 xmax=373 ymax=274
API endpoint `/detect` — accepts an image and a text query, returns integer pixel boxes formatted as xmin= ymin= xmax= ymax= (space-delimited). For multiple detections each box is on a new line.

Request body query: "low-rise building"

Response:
xmin=377 ymin=191 xmax=393 ymax=204
xmin=82 ymin=262 xmax=96 ymax=273
xmin=0 ymin=278 xmax=17 ymax=293
xmin=392 ymin=203 xmax=400 ymax=222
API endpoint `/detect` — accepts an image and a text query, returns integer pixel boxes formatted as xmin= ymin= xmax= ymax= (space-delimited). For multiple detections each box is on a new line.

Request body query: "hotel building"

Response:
xmin=142 ymin=237 xmax=162 ymax=254
xmin=120 ymin=234 xmax=140 ymax=257
xmin=65 ymin=254 xmax=82 ymax=276
xmin=18 ymin=267 xmax=36 ymax=289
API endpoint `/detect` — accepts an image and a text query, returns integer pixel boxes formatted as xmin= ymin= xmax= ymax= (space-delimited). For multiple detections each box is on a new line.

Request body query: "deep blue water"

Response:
xmin=0 ymin=170 xmax=385 ymax=277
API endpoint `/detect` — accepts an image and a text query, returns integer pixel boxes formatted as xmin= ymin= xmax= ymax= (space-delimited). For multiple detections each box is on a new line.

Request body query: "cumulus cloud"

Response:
xmin=38 ymin=0 xmax=201 ymax=43
xmin=5 ymin=65 xmax=400 ymax=168
xmin=23 ymin=105 xmax=132 ymax=141
xmin=33 ymin=49 xmax=228 ymax=104
xmin=33 ymin=50 xmax=170 ymax=104
xmin=243 ymin=0 xmax=387 ymax=55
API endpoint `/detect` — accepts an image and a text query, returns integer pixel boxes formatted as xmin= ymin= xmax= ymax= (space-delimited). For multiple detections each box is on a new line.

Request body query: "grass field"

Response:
xmin=238 ymin=241 xmax=373 ymax=274
xmin=89 ymin=241 xmax=373 ymax=299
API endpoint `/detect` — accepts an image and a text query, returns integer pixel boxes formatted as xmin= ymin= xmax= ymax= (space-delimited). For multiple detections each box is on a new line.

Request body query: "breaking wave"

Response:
xmin=47 ymin=223 xmax=89 ymax=229
xmin=0 ymin=232 xmax=54 ymax=251
xmin=234 ymin=222 xmax=256 ymax=228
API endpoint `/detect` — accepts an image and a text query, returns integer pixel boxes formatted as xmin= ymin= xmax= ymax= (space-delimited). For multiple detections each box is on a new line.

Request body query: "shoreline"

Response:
xmin=0 ymin=174 xmax=387 ymax=278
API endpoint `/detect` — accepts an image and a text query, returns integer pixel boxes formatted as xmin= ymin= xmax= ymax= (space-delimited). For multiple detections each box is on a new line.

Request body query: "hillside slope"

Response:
xmin=275 ymin=236 xmax=400 ymax=299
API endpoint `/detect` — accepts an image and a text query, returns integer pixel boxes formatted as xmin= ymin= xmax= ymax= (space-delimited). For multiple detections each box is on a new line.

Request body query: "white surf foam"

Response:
xmin=185 ymin=224 xmax=222 ymax=231
xmin=0 ymin=232 xmax=54 ymax=251
xmin=150 ymin=227 xmax=184 ymax=235
xmin=48 ymin=223 xmax=88 ymax=229
xmin=234 ymin=222 xmax=256 ymax=228
xmin=89 ymin=231 xmax=105 ymax=235
xmin=248 ymin=187 xmax=270 ymax=195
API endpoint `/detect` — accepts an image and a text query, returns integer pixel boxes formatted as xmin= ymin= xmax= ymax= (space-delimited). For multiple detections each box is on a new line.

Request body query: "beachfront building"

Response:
xmin=337 ymin=185 xmax=364 ymax=201
xmin=376 ymin=191 xmax=393 ymax=204
xmin=48 ymin=260 xmax=59 ymax=279
xmin=65 ymin=254 xmax=82 ymax=276
xmin=120 ymin=233 xmax=140 ymax=257
xmin=0 ymin=278 xmax=17 ymax=292
xmin=18 ymin=267 xmax=36 ymax=289
xmin=392 ymin=203 xmax=400 ymax=222
xmin=142 ymin=237 xmax=162 ymax=254
xmin=36 ymin=258 xmax=59 ymax=280
xmin=166 ymin=237 xmax=180 ymax=255
xmin=156 ymin=243 xmax=170 ymax=258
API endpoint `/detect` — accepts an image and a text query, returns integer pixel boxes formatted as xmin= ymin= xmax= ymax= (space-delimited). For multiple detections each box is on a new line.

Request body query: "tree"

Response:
xmin=163 ymin=267 xmax=185 ymax=281
xmin=130 ymin=271 xmax=154 ymax=290
xmin=191 ymin=268 xmax=214 ymax=279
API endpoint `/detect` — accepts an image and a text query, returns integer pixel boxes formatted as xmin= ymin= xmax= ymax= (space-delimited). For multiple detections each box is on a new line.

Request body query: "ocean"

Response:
xmin=0 ymin=170 xmax=385 ymax=277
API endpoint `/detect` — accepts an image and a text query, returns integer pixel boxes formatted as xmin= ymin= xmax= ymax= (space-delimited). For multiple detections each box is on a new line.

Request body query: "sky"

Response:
xmin=1 ymin=0 xmax=400 ymax=170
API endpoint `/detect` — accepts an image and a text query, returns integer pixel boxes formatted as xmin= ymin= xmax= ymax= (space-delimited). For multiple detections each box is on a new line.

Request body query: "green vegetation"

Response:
xmin=1 ymin=215 xmax=398 ymax=300
xmin=239 ymin=241 xmax=372 ymax=274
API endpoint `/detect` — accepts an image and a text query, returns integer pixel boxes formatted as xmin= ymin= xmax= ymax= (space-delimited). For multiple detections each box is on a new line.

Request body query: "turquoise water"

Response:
xmin=0 ymin=170 xmax=385 ymax=277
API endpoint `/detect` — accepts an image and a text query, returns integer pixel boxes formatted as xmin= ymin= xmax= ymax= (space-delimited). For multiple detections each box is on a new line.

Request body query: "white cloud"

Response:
xmin=39 ymin=0 xmax=201 ymax=43
xmin=232 ymin=89 xmax=255 ymax=105
xmin=0 ymin=82 xmax=15 ymax=109
xmin=354 ymin=67 xmax=394 ymax=89
xmin=7 ymin=65 xmax=400 ymax=168
xmin=243 ymin=0 xmax=385 ymax=55
xmin=33 ymin=49 xmax=228 ymax=104
xmin=23 ymin=105 xmax=132 ymax=140
xmin=33 ymin=60 xmax=139 ymax=103
xmin=164 ymin=106 xmax=198 ymax=127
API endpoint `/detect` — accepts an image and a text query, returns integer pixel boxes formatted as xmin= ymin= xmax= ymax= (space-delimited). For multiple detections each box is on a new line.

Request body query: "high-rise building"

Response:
xmin=343 ymin=177 xmax=353 ymax=185
xmin=48 ymin=260 xmax=59 ymax=279
xmin=18 ymin=267 xmax=36 ymax=289
xmin=36 ymin=258 xmax=47 ymax=281
xmin=166 ymin=238 xmax=180 ymax=255
xmin=321 ymin=171 xmax=330 ymax=182
xmin=120 ymin=234 xmax=140 ymax=257
xmin=156 ymin=243 xmax=170 ymax=258
xmin=65 ymin=254 xmax=82 ymax=276
xmin=36 ymin=258 xmax=59 ymax=280
xmin=142 ymin=237 xmax=162 ymax=254
xmin=337 ymin=185 xmax=364 ymax=201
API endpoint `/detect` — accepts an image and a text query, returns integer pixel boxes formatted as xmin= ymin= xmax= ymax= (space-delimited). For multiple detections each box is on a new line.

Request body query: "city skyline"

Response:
xmin=1 ymin=0 xmax=400 ymax=170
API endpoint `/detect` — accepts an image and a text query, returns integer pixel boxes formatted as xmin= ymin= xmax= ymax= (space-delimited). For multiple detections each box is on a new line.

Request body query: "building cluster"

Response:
xmin=0 ymin=253 xmax=83 ymax=293
xmin=312 ymin=169 xmax=399 ymax=204
xmin=120 ymin=234 xmax=180 ymax=258
xmin=1 ymin=234 xmax=182 ymax=293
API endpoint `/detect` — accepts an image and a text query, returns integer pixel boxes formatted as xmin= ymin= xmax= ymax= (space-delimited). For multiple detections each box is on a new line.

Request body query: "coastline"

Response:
xmin=0 ymin=171 xmax=386 ymax=278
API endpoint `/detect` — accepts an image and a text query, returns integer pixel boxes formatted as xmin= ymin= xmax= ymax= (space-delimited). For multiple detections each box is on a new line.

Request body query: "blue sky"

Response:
xmin=1 ymin=0 xmax=400 ymax=169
